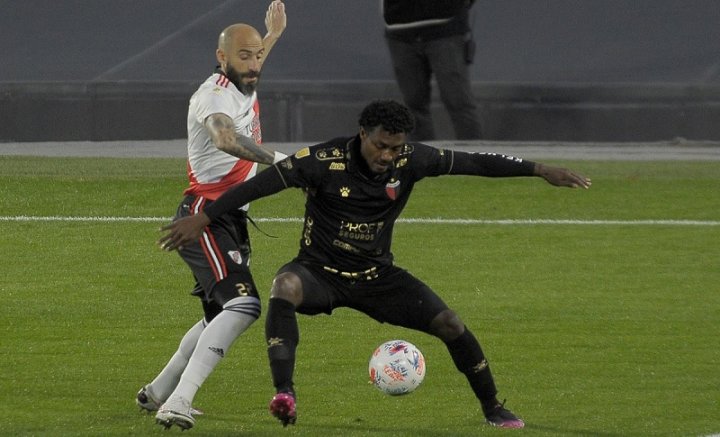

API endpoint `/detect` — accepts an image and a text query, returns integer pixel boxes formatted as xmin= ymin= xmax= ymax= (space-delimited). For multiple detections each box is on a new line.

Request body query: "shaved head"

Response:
xmin=218 ymin=24 xmax=263 ymax=52
xmin=216 ymin=23 xmax=265 ymax=95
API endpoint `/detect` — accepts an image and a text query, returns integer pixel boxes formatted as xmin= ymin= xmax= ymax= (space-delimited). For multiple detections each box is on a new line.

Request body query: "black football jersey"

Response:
xmin=205 ymin=135 xmax=535 ymax=273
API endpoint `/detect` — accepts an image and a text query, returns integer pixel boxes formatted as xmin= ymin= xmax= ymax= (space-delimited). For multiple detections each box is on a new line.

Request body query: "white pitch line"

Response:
xmin=0 ymin=216 xmax=718 ymax=226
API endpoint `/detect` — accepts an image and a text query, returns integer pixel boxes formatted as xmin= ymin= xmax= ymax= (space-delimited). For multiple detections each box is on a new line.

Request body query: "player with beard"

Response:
xmin=135 ymin=1 xmax=288 ymax=430
xmin=157 ymin=100 xmax=591 ymax=429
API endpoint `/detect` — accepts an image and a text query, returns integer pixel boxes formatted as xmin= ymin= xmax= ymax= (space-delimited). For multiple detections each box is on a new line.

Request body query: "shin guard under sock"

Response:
xmin=174 ymin=297 xmax=259 ymax=402
xmin=445 ymin=327 xmax=498 ymax=406
xmin=265 ymin=298 xmax=299 ymax=393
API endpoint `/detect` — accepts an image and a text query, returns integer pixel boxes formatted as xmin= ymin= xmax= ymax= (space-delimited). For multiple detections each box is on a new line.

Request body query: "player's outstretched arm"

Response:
xmin=158 ymin=213 xmax=211 ymax=251
xmin=262 ymin=0 xmax=286 ymax=66
xmin=533 ymin=163 xmax=591 ymax=189
xmin=158 ymin=164 xmax=290 ymax=252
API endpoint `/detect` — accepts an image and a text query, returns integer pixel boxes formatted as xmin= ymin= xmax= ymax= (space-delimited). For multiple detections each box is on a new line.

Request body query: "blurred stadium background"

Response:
xmin=1 ymin=0 xmax=720 ymax=143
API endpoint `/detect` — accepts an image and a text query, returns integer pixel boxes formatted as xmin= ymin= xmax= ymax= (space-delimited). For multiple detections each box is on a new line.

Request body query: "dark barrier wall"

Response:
xmin=3 ymin=81 xmax=720 ymax=142
xmin=2 ymin=0 xmax=719 ymax=142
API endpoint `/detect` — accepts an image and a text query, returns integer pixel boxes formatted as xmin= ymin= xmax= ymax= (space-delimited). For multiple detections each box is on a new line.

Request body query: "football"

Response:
xmin=368 ymin=340 xmax=425 ymax=395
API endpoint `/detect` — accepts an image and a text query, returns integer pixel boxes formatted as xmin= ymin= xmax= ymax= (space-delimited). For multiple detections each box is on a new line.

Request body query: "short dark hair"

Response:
xmin=358 ymin=100 xmax=415 ymax=135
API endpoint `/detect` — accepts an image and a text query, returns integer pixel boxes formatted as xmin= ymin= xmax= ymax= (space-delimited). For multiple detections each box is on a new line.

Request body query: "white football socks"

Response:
xmin=147 ymin=318 xmax=206 ymax=402
xmin=169 ymin=296 xmax=260 ymax=403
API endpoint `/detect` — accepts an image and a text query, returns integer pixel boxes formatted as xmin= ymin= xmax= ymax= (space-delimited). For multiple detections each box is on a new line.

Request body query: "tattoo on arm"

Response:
xmin=206 ymin=113 xmax=274 ymax=164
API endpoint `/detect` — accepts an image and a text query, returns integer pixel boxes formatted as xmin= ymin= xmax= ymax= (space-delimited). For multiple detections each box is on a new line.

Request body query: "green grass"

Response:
xmin=0 ymin=156 xmax=718 ymax=436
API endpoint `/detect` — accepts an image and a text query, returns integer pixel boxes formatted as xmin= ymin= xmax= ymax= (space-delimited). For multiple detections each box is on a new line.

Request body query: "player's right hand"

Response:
xmin=265 ymin=0 xmax=286 ymax=39
xmin=158 ymin=213 xmax=211 ymax=251
xmin=534 ymin=163 xmax=591 ymax=189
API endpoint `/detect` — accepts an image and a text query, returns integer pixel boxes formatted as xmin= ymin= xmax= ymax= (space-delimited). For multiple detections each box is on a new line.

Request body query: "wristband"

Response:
xmin=273 ymin=151 xmax=288 ymax=164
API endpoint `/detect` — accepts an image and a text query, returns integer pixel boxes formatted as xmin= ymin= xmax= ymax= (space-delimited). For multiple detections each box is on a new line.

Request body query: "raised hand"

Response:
xmin=265 ymin=0 xmax=286 ymax=40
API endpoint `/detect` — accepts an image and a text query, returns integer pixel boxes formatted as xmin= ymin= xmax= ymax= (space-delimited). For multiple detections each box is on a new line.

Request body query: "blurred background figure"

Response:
xmin=382 ymin=0 xmax=482 ymax=141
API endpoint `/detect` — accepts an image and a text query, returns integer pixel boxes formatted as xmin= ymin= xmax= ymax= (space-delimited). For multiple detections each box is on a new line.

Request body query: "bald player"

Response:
xmin=134 ymin=1 xmax=287 ymax=430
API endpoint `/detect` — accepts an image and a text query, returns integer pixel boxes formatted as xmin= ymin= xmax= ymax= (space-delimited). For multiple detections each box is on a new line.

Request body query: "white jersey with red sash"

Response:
xmin=185 ymin=72 xmax=262 ymax=207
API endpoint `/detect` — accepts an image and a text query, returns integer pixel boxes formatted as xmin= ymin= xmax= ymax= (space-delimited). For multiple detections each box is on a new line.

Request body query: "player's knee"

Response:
xmin=269 ymin=272 xmax=303 ymax=306
xmin=223 ymin=295 xmax=261 ymax=320
xmin=429 ymin=309 xmax=464 ymax=342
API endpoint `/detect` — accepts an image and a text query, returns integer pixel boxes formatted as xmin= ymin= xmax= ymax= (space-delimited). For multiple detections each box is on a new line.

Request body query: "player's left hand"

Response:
xmin=158 ymin=213 xmax=211 ymax=251
xmin=535 ymin=163 xmax=592 ymax=189
xmin=265 ymin=0 xmax=286 ymax=39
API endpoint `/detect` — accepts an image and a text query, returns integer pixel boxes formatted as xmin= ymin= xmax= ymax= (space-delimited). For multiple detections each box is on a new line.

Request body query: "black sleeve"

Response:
xmin=444 ymin=150 xmax=536 ymax=177
xmin=203 ymin=165 xmax=288 ymax=221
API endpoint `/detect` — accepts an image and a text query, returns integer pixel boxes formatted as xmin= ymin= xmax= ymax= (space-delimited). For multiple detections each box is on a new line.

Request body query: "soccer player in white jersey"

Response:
xmin=135 ymin=1 xmax=288 ymax=430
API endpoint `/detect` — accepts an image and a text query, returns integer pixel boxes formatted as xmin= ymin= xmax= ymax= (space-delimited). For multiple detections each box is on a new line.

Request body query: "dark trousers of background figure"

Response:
xmin=386 ymin=33 xmax=482 ymax=141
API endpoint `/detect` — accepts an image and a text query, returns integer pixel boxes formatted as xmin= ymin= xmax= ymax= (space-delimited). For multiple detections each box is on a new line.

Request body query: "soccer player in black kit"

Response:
xmin=159 ymin=100 xmax=592 ymax=429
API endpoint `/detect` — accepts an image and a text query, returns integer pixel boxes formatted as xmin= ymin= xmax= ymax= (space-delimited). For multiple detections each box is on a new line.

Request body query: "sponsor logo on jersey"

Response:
xmin=295 ymin=147 xmax=310 ymax=159
xmin=385 ymin=179 xmax=401 ymax=200
xmin=332 ymin=239 xmax=361 ymax=254
xmin=251 ymin=115 xmax=261 ymax=143
xmin=251 ymin=100 xmax=262 ymax=143
xmin=329 ymin=162 xmax=346 ymax=170
xmin=303 ymin=216 xmax=314 ymax=246
xmin=339 ymin=220 xmax=384 ymax=241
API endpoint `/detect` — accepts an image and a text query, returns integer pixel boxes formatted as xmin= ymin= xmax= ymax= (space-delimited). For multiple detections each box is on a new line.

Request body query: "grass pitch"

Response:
xmin=0 ymin=156 xmax=718 ymax=436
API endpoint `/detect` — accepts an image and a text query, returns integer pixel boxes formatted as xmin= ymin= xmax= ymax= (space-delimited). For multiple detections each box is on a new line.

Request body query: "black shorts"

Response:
xmin=176 ymin=195 xmax=259 ymax=310
xmin=277 ymin=260 xmax=449 ymax=333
